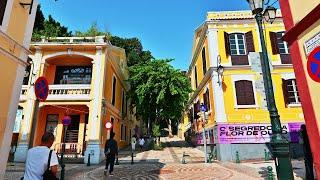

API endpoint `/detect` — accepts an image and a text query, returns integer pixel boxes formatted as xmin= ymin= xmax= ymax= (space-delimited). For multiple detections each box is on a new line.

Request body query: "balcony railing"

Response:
xmin=34 ymin=36 xmax=111 ymax=44
xmin=47 ymin=84 xmax=91 ymax=101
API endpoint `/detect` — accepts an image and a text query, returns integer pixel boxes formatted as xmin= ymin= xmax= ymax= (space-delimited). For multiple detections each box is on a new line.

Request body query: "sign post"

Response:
xmin=200 ymin=103 xmax=208 ymax=163
xmin=29 ymin=77 xmax=49 ymax=149
xmin=60 ymin=115 xmax=71 ymax=180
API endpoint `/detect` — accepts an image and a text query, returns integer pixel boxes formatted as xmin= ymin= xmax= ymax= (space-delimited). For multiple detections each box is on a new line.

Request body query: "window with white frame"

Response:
xmin=229 ymin=33 xmax=246 ymax=55
xmin=276 ymin=32 xmax=289 ymax=54
xmin=283 ymin=79 xmax=300 ymax=105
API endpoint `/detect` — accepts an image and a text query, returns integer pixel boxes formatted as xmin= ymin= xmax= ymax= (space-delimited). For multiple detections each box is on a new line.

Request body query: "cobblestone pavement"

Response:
xmin=5 ymin=136 xmax=306 ymax=180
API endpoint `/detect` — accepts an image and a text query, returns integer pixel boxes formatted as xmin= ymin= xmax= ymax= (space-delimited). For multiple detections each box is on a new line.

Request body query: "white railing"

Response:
xmin=36 ymin=36 xmax=110 ymax=44
xmin=20 ymin=85 xmax=28 ymax=101
xmin=47 ymin=84 xmax=91 ymax=101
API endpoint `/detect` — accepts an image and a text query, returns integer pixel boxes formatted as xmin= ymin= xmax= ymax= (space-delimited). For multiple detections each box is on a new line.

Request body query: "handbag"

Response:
xmin=43 ymin=150 xmax=59 ymax=180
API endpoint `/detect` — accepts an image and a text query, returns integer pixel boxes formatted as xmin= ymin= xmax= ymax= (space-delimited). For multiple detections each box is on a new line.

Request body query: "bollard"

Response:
xmin=131 ymin=152 xmax=134 ymax=165
xmin=267 ymin=166 xmax=274 ymax=180
xmin=235 ymin=151 xmax=240 ymax=163
xmin=181 ymin=152 xmax=186 ymax=164
xmin=87 ymin=154 xmax=91 ymax=166
xmin=264 ymin=149 xmax=270 ymax=161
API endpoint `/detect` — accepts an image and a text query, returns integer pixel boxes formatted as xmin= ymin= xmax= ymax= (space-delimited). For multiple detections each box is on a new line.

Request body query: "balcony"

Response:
xmin=47 ymin=84 xmax=91 ymax=101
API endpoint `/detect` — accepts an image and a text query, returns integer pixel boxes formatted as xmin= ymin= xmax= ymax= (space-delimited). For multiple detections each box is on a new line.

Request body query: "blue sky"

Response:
xmin=39 ymin=0 xmax=266 ymax=70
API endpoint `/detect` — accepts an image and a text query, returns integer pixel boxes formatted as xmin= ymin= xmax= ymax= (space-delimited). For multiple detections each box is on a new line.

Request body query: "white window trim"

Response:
xmin=281 ymin=73 xmax=295 ymax=80
xmin=231 ymin=75 xmax=259 ymax=109
xmin=229 ymin=33 xmax=247 ymax=55
xmin=287 ymin=103 xmax=301 ymax=108
xmin=277 ymin=31 xmax=290 ymax=54
xmin=288 ymin=79 xmax=300 ymax=105
xmin=0 ymin=0 xmax=14 ymax=32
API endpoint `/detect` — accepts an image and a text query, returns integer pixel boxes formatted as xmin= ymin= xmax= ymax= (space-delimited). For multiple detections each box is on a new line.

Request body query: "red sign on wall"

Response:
xmin=307 ymin=46 xmax=320 ymax=83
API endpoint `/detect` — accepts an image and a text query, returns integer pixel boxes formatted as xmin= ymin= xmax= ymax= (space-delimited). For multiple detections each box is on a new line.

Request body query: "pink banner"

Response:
xmin=217 ymin=123 xmax=304 ymax=144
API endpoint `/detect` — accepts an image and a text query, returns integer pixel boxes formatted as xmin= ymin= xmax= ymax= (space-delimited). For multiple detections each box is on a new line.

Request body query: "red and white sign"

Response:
xmin=307 ymin=46 xmax=320 ymax=83
xmin=34 ymin=77 xmax=49 ymax=102
xmin=105 ymin=122 xmax=112 ymax=129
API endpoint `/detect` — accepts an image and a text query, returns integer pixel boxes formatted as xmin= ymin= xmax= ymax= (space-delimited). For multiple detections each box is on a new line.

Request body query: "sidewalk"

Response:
xmin=218 ymin=159 xmax=309 ymax=180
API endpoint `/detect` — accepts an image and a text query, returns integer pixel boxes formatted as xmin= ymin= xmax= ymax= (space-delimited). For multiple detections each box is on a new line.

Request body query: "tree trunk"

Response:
xmin=168 ymin=119 xmax=173 ymax=138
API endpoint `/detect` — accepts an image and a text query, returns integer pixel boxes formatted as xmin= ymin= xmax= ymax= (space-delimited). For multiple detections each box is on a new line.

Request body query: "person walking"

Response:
xmin=300 ymin=124 xmax=315 ymax=180
xmin=139 ymin=137 xmax=145 ymax=152
xmin=104 ymin=132 xmax=118 ymax=176
xmin=23 ymin=132 xmax=59 ymax=180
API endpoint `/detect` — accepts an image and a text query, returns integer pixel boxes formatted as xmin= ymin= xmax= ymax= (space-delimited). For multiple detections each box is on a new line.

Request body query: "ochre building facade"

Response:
xmin=180 ymin=10 xmax=305 ymax=161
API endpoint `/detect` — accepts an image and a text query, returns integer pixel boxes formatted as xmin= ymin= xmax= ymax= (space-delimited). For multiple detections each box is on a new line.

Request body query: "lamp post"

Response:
xmin=246 ymin=0 xmax=294 ymax=179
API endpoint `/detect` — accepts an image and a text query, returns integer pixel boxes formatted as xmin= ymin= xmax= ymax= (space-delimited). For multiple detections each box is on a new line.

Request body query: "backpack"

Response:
xmin=43 ymin=150 xmax=59 ymax=180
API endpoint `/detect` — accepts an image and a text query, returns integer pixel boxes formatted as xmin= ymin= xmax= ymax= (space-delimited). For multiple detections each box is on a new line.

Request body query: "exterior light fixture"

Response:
xmin=263 ymin=6 xmax=277 ymax=24
xmin=246 ymin=0 xmax=264 ymax=15
xmin=217 ymin=65 xmax=224 ymax=86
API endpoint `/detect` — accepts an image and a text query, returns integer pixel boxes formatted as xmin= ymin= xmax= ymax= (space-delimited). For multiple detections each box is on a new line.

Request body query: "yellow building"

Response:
xmin=0 ymin=0 xmax=38 ymax=178
xmin=181 ymin=10 xmax=305 ymax=161
xmin=279 ymin=0 xmax=320 ymax=175
xmin=12 ymin=36 xmax=135 ymax=164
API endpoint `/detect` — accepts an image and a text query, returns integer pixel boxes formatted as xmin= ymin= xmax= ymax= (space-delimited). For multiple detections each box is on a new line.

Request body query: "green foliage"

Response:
xmin=32 ymin=6 xmax=71 ymax=41
xmin=152 ymin=125 xmax=161 ymax=137
xmin=128 ymin=59 xmax=192 ymax=128
xmin=110 ymin=36 xmax=153 ymax=66
xmin=74 ymin=22 xmax=110 ymax=38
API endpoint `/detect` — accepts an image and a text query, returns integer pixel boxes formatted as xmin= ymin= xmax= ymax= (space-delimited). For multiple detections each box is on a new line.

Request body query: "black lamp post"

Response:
xmin=246 ymin=0 xmax=294 ymax=179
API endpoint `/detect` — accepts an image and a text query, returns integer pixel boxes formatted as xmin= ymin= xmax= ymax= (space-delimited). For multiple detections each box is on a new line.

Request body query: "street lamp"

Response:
xmin=246 ymin=0 xmax=294 ymax=179
xmin=263 ymin=6 xmax=277 ymax=24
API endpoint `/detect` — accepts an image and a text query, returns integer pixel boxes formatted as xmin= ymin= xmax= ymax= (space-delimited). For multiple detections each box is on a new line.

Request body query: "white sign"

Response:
xmin=250 ymin=52 xmax=262 ymax=73
xmin=304 ymin=32 xmax=320 ymax=55
xmin=255 ymin=76 xmax=268 ymax=110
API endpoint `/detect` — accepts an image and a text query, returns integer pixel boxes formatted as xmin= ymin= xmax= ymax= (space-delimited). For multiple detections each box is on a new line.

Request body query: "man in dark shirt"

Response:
xmin=104 ymin=132 xmax=118 ymax=176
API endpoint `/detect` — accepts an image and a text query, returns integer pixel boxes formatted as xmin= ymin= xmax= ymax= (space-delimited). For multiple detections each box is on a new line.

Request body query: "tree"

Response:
xmin=128 ymin=59 xmax=192 ymax=136
xmin=110 ymin=37 xmax=153 ymax=66
xmin=32 ymin=6 xmax=72 ymax=41
xmin=74 ymin=22 xmax=110 ymax=37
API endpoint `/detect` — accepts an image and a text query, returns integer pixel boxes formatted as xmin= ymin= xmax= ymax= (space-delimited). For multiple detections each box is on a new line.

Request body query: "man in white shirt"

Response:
xmin=23 ymin=132 xmax=59 ymax=180
xmin=139 ymin=137 xmax=145 ymax=152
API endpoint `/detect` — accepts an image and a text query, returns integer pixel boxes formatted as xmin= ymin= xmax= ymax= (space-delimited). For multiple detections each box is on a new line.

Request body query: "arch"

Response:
xmin=42 ymin=51 xmax=95 ymax=63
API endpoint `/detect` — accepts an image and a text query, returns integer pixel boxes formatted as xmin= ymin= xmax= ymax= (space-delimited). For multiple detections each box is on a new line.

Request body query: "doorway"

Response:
xmin=65 ymin=115 xmax=80 ymax=143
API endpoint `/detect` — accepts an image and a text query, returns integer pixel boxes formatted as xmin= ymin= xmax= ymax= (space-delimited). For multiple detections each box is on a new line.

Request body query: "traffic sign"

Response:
xmin=200 ymin=103 xmax=207 ymax=112
xmin=307 ymin=46 xmax=320 ymax=83
xmin=34 ymin=77 xmax=49 ymax=102
xmin=105 ymin=122 xmax=112 ymax=129
xmin=62 ymin=116 xmax=71 ymax=126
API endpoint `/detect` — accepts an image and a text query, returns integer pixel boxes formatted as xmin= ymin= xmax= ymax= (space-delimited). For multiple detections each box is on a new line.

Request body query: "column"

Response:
xmin=207 ymin=29 xmax=227 ymax=123
xmin=84 ymin=47 xmax=105 ymax=164
xmin=207 ymin=28 xmax=229 ymax=161
xmin=14 ymin=47 xmax=42 ymax=162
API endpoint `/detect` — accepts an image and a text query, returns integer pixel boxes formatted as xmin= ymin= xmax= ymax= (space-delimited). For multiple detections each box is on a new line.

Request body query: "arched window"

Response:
xmin=235 ymin=80 xmax=255 ymax=105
